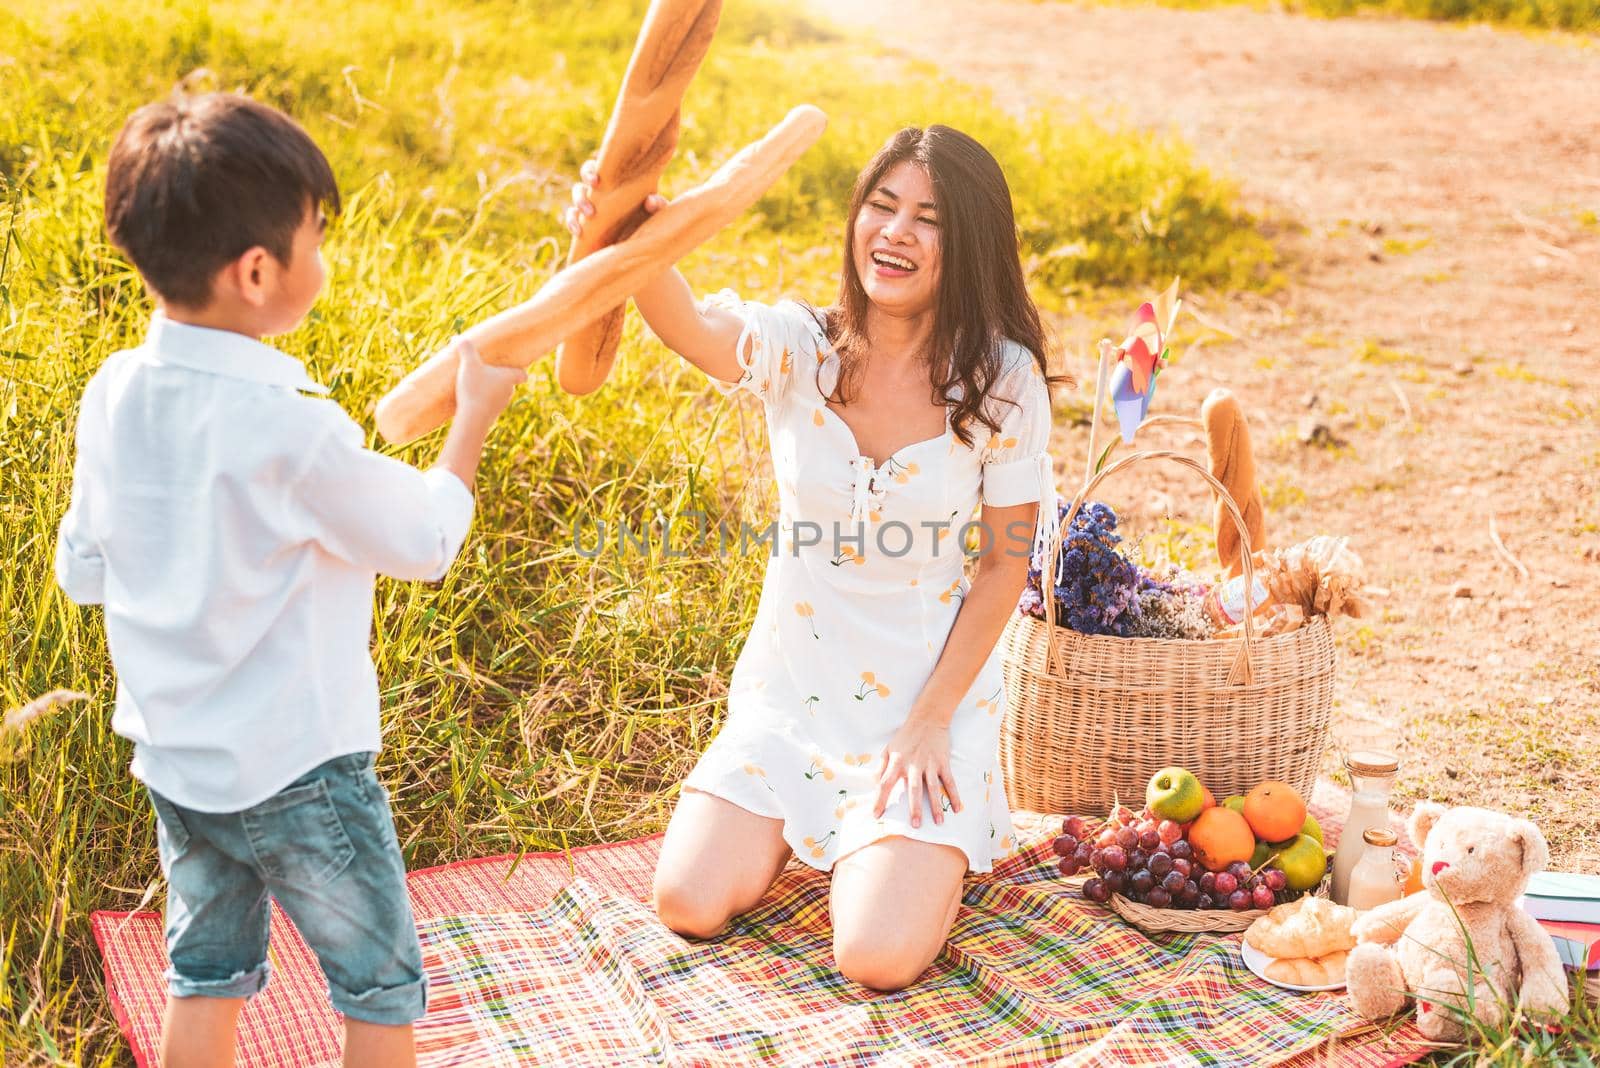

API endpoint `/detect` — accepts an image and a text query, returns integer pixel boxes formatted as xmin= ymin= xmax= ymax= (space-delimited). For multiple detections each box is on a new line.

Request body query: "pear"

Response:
xmin=1270 ymin=834 xmax=1328 ymax=892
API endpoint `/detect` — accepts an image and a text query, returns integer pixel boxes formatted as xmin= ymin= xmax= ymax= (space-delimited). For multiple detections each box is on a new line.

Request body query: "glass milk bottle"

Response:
xmin=1331 ymin=750 xmax=1399 ymax=905
xmin=1346 ymin=828 xmax=1406 ymax=911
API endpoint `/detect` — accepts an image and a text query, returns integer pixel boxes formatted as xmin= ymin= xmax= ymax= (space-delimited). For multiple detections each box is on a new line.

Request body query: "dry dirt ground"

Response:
xmin=817 ymin=0 xmax=1600 ymax=868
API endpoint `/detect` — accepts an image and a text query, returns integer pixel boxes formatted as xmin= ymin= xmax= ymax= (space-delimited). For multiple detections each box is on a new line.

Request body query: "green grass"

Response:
xmin=1032 ymin=0 xmax=1600 ymax=31
xmin=0 ymin=0 xmax=1287 ymax=1062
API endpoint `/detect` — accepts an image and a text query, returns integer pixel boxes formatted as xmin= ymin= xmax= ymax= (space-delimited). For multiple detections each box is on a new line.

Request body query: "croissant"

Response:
xmin=1244 ymin=896 xmax=1357 ymax=960
xmin=1266 ymin=949 xmax=1349 ymax=987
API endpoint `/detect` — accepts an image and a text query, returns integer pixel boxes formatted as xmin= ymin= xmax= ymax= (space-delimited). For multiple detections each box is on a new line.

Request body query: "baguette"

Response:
xmin=374 ymin=104 xmax=828 ymax=445
xmin=555 ymin=0 xmax=722 ymax=396
xmin=1201 ymin=388 xmax=1266 ymax=576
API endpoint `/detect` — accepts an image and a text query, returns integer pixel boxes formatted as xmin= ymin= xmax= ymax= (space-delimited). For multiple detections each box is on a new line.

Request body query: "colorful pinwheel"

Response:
xmin=1106 ymin=278 xmax=1183 ymax=442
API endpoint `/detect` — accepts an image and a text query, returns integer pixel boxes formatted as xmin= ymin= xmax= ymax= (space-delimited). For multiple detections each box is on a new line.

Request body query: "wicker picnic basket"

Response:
xmin=998 ymin=449 xmax=1337 ymax=819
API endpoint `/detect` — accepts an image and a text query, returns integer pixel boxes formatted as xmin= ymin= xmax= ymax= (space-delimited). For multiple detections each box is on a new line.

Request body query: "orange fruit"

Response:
xmin=1403 ymin=855 xmax=1424 ymax=896
xmin=1189 ymin=807 xmax=1256 ymax=872
xmin=1201 ymin=786 xmax=1217 ymax=811
xmin=1242 ymin=781 xmax=1308 ymax=843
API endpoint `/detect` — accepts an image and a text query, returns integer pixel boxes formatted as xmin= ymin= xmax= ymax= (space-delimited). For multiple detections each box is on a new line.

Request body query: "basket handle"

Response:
xmin=1136 ymin=415 xmax=1204 ymax=434
xmin=1042 ymin=449 xmax=1260 ymax=684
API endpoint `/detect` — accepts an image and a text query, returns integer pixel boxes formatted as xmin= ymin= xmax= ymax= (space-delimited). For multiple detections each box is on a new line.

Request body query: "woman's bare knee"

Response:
xmin=834 ymin=929 xmax=937 ymax=992
xmin=653 ymin=876 xmax=735 ymax=939
xmin=829 ymin=836 xmax=965 ymax=991
xmin=651 ymin=790 xmax=789 ymax=938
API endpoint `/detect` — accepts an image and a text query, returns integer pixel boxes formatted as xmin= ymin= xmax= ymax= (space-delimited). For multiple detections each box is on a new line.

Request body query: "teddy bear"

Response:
xmin=1345 ymin=802 xmax=1569 ymax=1043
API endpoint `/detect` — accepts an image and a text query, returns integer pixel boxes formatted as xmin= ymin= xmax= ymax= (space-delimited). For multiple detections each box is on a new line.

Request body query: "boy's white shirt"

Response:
xmin=55 ymin=312 xmax=474 ymax=812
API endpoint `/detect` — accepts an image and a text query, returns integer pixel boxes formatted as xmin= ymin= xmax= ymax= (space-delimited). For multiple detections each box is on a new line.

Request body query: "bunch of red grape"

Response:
xmin=1053 ymin=805 xmax=1291 ymax=911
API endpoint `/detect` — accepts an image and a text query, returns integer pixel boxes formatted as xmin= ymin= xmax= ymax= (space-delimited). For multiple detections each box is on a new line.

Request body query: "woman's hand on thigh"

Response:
xmin=873 ymin=718 xmax=961 ymax=828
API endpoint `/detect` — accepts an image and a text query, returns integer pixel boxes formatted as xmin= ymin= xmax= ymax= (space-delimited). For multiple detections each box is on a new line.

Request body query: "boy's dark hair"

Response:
xmin=105 ymin=92 xmax=340 ymax=308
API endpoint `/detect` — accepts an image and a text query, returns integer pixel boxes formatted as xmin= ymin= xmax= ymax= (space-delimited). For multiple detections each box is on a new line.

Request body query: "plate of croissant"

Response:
xmin=1240 ymin=895 xmax=1358 ymax=992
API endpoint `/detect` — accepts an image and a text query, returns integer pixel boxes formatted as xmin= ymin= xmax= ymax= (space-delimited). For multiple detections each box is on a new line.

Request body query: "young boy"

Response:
xmin=54 ymin=91 xmax=524 ymax=1067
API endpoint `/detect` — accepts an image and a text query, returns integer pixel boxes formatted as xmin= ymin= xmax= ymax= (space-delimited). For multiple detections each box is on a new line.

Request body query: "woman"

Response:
xmin=566 ymin=125 xmax=1070 ymax=992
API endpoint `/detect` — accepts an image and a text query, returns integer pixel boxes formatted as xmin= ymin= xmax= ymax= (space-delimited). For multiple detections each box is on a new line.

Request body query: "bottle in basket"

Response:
xmin=1201 ymin=573 xmax=1271 ymax=627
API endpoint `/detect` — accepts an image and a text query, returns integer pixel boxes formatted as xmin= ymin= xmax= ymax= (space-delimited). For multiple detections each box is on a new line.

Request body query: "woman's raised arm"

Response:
xmin=566 ymin=160 xmax=747 ymax=387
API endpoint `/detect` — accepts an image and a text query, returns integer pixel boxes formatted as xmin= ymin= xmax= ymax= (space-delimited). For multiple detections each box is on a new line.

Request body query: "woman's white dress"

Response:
xmin=682 ymin=291 xmax=1058 ymax=873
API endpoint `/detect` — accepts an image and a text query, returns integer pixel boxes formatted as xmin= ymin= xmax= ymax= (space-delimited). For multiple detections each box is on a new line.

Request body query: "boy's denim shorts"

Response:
xmin=146 ymin=751 xmax=426 ymax=1026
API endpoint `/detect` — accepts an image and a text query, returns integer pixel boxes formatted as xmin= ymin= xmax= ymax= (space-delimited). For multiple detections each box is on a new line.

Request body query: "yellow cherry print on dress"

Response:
xmin=812 ymin=408 xmax=826 ymax=428
xmin=975 ymin=686 xmax=1003 ymax=716
xmin=854 ymin=672 xmax=890 ymax=701
xmin=835 ymin=789 xmax=863 ymax=819
xmin=803 ymin=755 xmax=836 ymax=782
xmin=795 ymin=601 xmax=819 ymax=639
xmin=830 ymin=545 xmax=866 ymax=567
xmin=802 ymin=830 xmax=836 ymax=859
xmin=743 ymin=763 xmax=776 ymax=793
xmin=985 ymin=432 xmax=1019 ymax=455
xmin=885 ymin=456 xmax=920 ymax=485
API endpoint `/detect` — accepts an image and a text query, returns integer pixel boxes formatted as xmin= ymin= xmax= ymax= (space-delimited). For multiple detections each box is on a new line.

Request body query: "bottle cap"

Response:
xmin=1345 ymin=750 xmax=1399 ymax=776
xmin=1362 ymin=828 xmax=1398 ymax=846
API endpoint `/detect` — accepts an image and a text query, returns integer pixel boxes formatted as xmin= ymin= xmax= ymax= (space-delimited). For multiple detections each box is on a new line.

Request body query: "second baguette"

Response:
xmin=374 ymin=104 xmax=828 ymax=445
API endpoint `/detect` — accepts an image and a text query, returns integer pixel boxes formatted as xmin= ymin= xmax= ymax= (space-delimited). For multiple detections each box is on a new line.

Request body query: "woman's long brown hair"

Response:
xmin=813 ymin=125 xmax=1073 ymax=448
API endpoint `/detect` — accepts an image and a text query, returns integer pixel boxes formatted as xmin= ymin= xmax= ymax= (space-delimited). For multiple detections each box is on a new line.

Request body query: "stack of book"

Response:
xmin=1522 ymin=872 xmax=1599 ymax=1003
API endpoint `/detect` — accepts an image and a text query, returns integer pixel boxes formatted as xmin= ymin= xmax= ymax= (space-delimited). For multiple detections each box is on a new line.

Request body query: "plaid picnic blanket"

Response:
xmin=93 ymin=787 xmax=1432 ymax=1066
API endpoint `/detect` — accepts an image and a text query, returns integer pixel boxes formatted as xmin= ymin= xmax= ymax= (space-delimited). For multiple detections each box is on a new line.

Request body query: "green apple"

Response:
xmin=1145 ymin=767 xmax=1205 ymax=823
xmin=1223 ymin=795 xmax=1246 ymax=814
